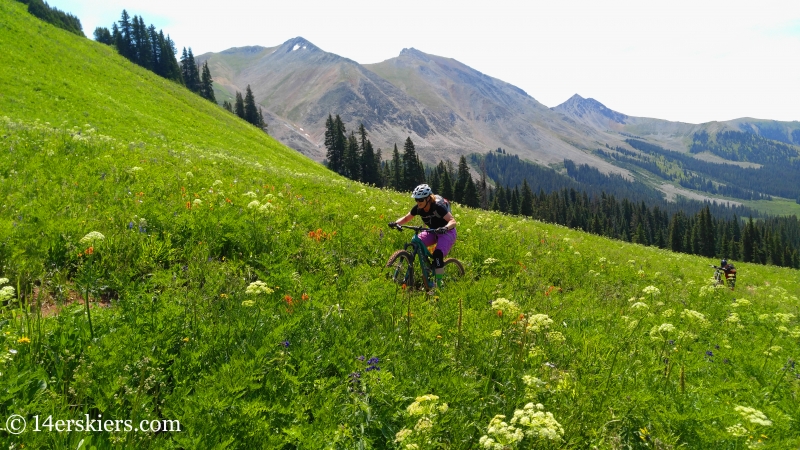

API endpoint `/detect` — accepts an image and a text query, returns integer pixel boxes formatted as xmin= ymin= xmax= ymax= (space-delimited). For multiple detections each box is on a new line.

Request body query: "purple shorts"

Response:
xmin=418 ymin=228 xmax=457 ymax=256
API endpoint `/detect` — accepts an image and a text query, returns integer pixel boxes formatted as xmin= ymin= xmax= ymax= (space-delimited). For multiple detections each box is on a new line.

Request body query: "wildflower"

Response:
xmin=185 ymin=171 xmax=194 ymax=178
xmin=281 ymin=340 xmax=290 ymax=348
xmin=598 ymin=257 xmax=607 ymax=264
xmin=243 ymin=191 xmax=258 ymax=198
xmin=650 ymin=323 xmax=676 ymax=341
xmin=182 ymin=337 xmax=190 ymax=342
xmin=301 ymin=293 xmax=310 ymax=301
xmin=492 ymin=298 xmax=520 ymax=317
xmin=525 ymin=314 xmax=553 ymax=332
xmin=0 ymin=278 xmax=8 ymax=285
xmin=245 ymin=281 xmax=273 ymax=295
xmin=247 ymin=200 xmax=261 ymax=209
xmin=774 ymin=313 xmax=795 ymax=324
xmin=631 ymin=302 xmax=649 ymax=310
xmin=726 ymin=313 xmax=740 ymax=323
xmin=546 ymin=331 xmax=565 ymax=343
xmin=220 ymin=293 xmax=228 ymax=299
xmin=213 ymin=180 xmax=222 ymax=186
xmin=662 ymin=309 xmax=674 ymax=317
xmin=395 ymin=428 xmax=413 ymax=443
xmin=637 ymin=269 xmax=645 ymax=277
xmin=483 ymin=257 xmax=499 ymax=265
xmin=491 ymin=329 xmax=502 ymax=337
xmin=735 ymin=406 xmax=772 ymax=427
xmin=79 ymin=231 xmax=106 ymax=244
xmin=0 ymin=286 xmax=16 ymax=302
xmin=726 ymin=423 xmax=748 ymax=437
xmin=192 ymin=198 xmax=202 ymax=206
xmin=17 ymin=337 xmax=30 ymax=344
xmin=642 ymin=285 xmax=660 ymax=296
xmin=763 ymin=346 xmax=781 ymax=357
xmin=511 ymin=402 xmax=564 ymax=442
xmin=479 ymin=415 xmax=524 ymax=449
xmin=681 ymin=309 xmax=709 ymax=326
xmin=352 ymin=214 xmax=359 ymax=220
xmin=258 ymin=203 xmax=274 ymax=213
xmin=241 ymin=300 xmax=256 ymax=307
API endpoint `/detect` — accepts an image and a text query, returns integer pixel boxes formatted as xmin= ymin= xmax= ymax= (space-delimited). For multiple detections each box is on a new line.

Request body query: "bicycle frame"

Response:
xmin=386 ymin=224 xmax=465 ymax=290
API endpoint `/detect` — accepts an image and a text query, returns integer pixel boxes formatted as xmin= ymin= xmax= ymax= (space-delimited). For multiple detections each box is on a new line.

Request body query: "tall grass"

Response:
xmin=0 ymin=2 xmax=798 ymax=448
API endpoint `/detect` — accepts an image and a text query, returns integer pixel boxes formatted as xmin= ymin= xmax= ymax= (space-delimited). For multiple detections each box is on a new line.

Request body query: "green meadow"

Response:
xmin=1 ymin=2 xmax=799 ymax=448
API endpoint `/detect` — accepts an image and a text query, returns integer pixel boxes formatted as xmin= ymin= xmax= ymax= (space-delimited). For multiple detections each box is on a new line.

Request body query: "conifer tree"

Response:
xmin=464 ymin=176 xmax=479 ymax=208
xmin=391 ymin=144 xmax=402 ymax=190
xmin=401 ymin=137 xmax=422 ymax=190
xmin=520 ymin=179 xmax=534 ymax=216
xmin=358 ymin=124 xmax=379 ymax=185
xmin=344 ymin=132 xmax=361 ymax=181
xmin=93 ymin=27 xmax=113 ymax=45
xmin=180 ymin=48 xmax=201 ymax=93
xmin=222 ymin=100 xmax=233 ymax=112
xmin=453 ymin=156 xmax=471 ymax=203
xmin=117 ymin=10 xmax=133 ymax=60
xmin=243 ymin=85 xmax=261 ymax=126
xmin=332 ymin=116 xmax=347 ymax=176
xmin=200 ymin=62 xmax=216 ymax=103
xmin=234 ymin=92 xmax=245 ymax=119
xmin=440 ymin=170 xmax=454 ymax=201
xmin=324 ymin=115 xmax=341 ymax=173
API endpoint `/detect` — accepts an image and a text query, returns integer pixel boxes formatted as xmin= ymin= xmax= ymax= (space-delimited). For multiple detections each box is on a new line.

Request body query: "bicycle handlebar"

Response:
xmin=388 ymin=223 xmax=436 ymax=233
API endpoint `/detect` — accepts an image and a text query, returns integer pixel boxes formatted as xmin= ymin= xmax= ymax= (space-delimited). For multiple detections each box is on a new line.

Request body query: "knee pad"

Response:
xmin=433 ymin=249 xmax=444 ymax=268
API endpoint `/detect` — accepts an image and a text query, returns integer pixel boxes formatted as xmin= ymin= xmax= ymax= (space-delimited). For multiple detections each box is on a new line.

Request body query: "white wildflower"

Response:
xmin=526 ymin=314 xmax=554 ymax=332
xmin=245 ymin=281 xmax=274 ymax=295
xmin=247 ymin=200 xmax=261 ymax=209
xmin=79 ymin=231 xmax=106 ymax=244
xmin=642 ymin=285 xmax=660 ymax=296
xmin=734 ymin=406 xmax=772 ymax=427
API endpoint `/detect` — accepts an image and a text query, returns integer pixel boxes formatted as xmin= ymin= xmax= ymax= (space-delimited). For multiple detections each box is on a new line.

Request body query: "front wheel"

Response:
xmin=439 ymin=258 xmax=465 ymax=286
xmin=386 ymin=250 xmax=414 ymax=288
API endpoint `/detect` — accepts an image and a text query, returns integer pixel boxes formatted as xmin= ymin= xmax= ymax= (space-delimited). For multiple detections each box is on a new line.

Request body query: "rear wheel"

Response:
xmin=439 ymin=258 xmax=465 ymax=287
xmin=386 ymin=250 xmax=414 ymax=288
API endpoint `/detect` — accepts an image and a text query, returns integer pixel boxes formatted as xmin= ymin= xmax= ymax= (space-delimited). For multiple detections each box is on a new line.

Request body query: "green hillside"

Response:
xmin=1 ymin=2 xmax=799 ymax=448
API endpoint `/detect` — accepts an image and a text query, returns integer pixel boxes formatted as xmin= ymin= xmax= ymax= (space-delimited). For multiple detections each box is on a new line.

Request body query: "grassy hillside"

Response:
xmin=1 ymin=2 xmax=799 ymax=448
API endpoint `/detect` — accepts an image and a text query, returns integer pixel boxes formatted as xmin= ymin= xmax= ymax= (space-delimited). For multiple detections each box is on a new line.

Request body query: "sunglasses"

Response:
xmin=415 ymin=197 xmax=427 ymax=203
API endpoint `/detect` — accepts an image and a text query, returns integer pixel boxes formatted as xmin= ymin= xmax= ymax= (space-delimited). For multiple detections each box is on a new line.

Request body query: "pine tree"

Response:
xmin=324 ymin=114 xmax=340 ymax=173
xmin=243 ymin=85 xmax=260 ymax=126
xmin=438 ymin=170 xmax=452 ymax=201
xmin=93 ymin=27 xmax=113 ymax=45
xmin=344 ymin=132 xmax=361 ymax=181
xmin=222 ymin=100 xmax=233 ymax=112
xmin=401 ymin=137 xmax=422 ymax=190
xmin=117 ymin=10 xmax=133 ymax=60
xmin=358 ymin=124 xmax=378 ymax=185
xmin=332 ymin=116 xmax=347 ymax=176
xmin=234 ymin=91 xmax=245 ymax=119
xmin=453 ymin=156 xmax=471 ymax=203
xmin=200 ymin=61 xmax=216 ymax=103
xmin=180 ymin=48 xmax=201 ymax=93
xmin=520 ymin=179 xmax=533 ymax=216
xmin=464 ymin=176 xmax=479 ymax=208
xmin=390 ymin=144 xmax=402 ymax=189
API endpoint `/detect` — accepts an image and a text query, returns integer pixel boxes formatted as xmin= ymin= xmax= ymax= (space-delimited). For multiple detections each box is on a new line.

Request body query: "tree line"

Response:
xmin=14 ymin=0 xmax=82 ymax=36
xmin=323 ymin=121 xmax=799 ymax=268
xmin=92 ymin=10 xmax=217 ymax=103
xmin=222 ymin=86 xmax=267 ymax=130
xmin=93 ymin=11 xmax=266 ymax=131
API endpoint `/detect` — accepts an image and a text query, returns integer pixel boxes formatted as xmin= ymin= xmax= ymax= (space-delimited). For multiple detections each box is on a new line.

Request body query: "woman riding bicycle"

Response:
xmin=389 ymin=184 xmax=457 ymax=287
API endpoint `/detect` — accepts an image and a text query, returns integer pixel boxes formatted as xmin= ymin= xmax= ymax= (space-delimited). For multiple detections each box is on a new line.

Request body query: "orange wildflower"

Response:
xmin=186 ymin=201 xmax=192 ymax=209
xmin=497 ymin=310 xmax=503 ymax=317
xmin=301 ymin=293 xmax=310 ymax=301
xmin=85 ymin=246 xmax=94 ymax=255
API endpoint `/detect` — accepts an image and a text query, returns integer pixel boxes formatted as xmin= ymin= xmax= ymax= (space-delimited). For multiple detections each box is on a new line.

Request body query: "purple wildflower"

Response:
xmin=281 ymin=340 xmax=290 ymax=348
xmin=367 ymin=357 xmax=380 ymax=366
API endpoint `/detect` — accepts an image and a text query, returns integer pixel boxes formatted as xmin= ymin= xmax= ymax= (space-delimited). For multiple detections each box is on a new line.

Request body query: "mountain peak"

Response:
xmin=399 ymin=47 xmax=431 ymax=62
xmin=554 ymin=94 xmax=628 ymax=125
xmin=281 ymin=37 xmax=320 ymax=53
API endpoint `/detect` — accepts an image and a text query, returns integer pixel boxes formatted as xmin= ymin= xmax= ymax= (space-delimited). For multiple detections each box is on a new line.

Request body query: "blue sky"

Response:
xmin=49 ymin=0 xmax=800 ymax=124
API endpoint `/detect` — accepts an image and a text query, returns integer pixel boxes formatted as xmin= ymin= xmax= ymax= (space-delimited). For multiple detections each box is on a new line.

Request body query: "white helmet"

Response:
xmin=411 ymin=184 xmax=432 ymax=199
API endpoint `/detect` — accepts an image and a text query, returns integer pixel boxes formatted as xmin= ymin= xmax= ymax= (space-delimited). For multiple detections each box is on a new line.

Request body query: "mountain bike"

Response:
xmin=386 ymin=224 xmax=464 ymax=290
xmin=711 ymin=264 xmax=736 ymax=290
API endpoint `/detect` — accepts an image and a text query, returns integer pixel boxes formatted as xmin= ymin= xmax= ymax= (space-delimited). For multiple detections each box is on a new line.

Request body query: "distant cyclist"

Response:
xmin=711 ymin=259 xmax=737 ymax=289
xmin=389 ymin=184 xmax=457 ymax=287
